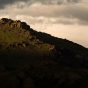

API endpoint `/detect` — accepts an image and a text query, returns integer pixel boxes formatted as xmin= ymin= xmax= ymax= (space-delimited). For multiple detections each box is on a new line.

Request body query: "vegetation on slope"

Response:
xmin=0 ymin=18 xmax=88 ymax=88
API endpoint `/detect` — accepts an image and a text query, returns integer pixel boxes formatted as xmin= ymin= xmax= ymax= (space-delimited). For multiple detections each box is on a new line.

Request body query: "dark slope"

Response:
xmin=0 ymin=18 xmax=88 ymax=88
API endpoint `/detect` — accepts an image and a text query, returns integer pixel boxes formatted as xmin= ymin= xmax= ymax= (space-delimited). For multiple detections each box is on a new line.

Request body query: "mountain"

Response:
xmin=0 ymin=18 xmax=88 ymax=88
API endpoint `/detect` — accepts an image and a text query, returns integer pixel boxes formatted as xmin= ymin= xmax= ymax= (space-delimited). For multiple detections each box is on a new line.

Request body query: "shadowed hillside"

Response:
xmin=0 ymin=18 xmax=88 ymax=88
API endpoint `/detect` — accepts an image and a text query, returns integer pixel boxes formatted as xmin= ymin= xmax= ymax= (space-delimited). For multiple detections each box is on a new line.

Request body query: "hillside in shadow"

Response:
xmin=0 ymin=18 xmax=88 ymax=88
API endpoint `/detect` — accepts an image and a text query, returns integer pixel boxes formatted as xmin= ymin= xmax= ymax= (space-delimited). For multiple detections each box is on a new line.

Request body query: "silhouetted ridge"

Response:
xmin=0 ymin=18 xmax=88 ymax=88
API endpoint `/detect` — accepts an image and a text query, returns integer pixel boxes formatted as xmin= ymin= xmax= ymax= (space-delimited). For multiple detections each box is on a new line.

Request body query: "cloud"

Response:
xmin=0 ymin=0 xmax=82 ymax=9
xmin=0 ymin=0 xmax=88 ymax=25
xmin=0 ymin=0 xmax=16 ymax=8
xmin=1 ymin=0 xmax=88 ymax=9
xmin=13 ymin=15 xmax=85 ymax=25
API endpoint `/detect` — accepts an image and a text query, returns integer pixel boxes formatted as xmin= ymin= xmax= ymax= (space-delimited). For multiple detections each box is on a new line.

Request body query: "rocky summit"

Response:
xmin=0 ymin=18 xmax=88 ymax=88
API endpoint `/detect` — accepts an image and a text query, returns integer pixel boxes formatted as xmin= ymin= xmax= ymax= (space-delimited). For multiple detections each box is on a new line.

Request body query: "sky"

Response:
xmin=0 ymin=0 xmax=88 ymax=48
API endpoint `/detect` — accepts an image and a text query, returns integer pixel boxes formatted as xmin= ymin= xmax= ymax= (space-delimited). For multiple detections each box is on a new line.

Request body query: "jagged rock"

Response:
xmin=0 ymin=18 xmax=13 ymax=24
xmin=10 ymin=20 xmax=21 ymax=28
xmin=0 ymin=18 xmax=30 ymax=30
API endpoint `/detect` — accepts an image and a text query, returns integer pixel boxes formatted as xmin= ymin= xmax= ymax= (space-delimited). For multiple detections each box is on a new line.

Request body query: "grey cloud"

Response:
xmin=0 ymin=0 xmax=81 ymax=9
xmin=0 ymin=0 xmax=16 ymax=8
xmin=0 ymin=0 xmax=87 ymax=25
xmin=28 ymin=5 xmax=88 ymax=24
xmin=0 ymin=0 xmax=29 ymax=8
xmin=60 ymin=6 xmax=88 ymax=24
xmin=29 ymin=5 xmax=88 ymax=25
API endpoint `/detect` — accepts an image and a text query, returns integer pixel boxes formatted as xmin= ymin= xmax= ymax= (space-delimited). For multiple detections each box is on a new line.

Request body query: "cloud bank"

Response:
xmin=0 ymin=0 xmax=81 ymax=8
xmin=0 ymin=0 xmax=88 ymax=25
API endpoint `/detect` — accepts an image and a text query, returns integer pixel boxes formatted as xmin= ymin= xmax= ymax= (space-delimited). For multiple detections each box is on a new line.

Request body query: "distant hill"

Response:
xmin=0 ymin=18 xmax=88 ymax=88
